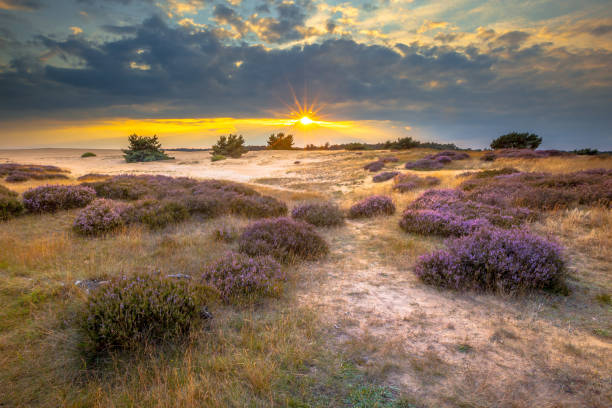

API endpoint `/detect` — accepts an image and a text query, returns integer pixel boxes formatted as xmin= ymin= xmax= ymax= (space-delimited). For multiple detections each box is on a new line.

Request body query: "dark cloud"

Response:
xmin=493 ymin=30 xmax=530 ymax=49
xmin=101 ymin=24 xmax=139 ymax=35
xmin=589 ymin=24 xmax=612 ymax=36
xmin=213 ymin=4 xmax=247 ymax=35
xmin=0 ymin=0 xmax=42 ymax=11
xmin=0 ymin=15 xmax=611 ymax=148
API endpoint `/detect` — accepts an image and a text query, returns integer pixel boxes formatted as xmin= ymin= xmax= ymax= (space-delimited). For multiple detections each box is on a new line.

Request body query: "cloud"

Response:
xmin=0 ymin=0 xmax=41 ymax=10
xmin=418 ymin=20 xmax=448 ymax=34
xmin=69 ymin=26 xmax=83 ymax=35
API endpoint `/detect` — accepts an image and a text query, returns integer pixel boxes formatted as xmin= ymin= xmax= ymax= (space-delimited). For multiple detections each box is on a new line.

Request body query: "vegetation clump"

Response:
xmin=267 ymin=133 xmax=294 ymax=150
xmin=23 ymin=184 xmax=96 ymax=213
xmin=348 ymin=195 xmax=395 ymax=218
xmin=400 ymin=209 xmax=489 ymax=237
xmin=364 ymin=161 xmax=385 ymax=172
xmin=202 ymin=251 xmax=284 ymax=301
xmin=80 ymin=275 xmax=209 ymax=353
xmin=238 ymin=217 xmax=329 ymax=262
xmin=123 ymin=199 xmax=190 ymax=229
xmin=392 ymin=173 xmax=440 ymax=192
xmin=490 ymin=132 xmax=542 ymax=149
xmin=81 ymin=152 xmax=96 ymax=158
xmin=415 ymin=228 xmax=565 ymax=294
xmin=73 ymin=199 xmax=126 ymax=235
xmin=291 ymin=201 xmax=345 ymax=227
xmin=404 ymin=158 xmax=444 ymax=170
xmin=212 ymin=134 xmax=246 ymax=158
xmin=123 ymin=134 xmax=173 ymax=163
xmin=574 ymin=148 xmax=598 ymax=155
xmin=0 ymin=184 xmax=23 ymax=220
xmin=228 ymin=194 xmax=288 ymax=218
xmin=0 ymin=163 xmax=69 ymax=183
xmin=480 ymin=149 xmax=568 ymax=161
xmin=373 ymin=171 xmax=399 ymax=183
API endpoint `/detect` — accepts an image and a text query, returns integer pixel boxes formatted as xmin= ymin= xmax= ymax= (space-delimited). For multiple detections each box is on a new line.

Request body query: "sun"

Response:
xmin=299 ymin=116 xmax=314 ymax=125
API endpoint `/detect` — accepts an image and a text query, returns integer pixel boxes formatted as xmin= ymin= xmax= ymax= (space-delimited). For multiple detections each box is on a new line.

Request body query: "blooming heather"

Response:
xmin=291 ymin=201 xmax=344 ymax=226
xmin=373 ymin=171 xmax=400 ymax=183
xmin=364 ymin=161 xmax=385 ymax=172
xmin=404 ymin=159 xmax=444 ymax=170
xmin=348 ymin=195 xmax=395 ymax=218
xmin=202 ymin=251 xmax=284 ymax=301
xmin=73 ymin=199 xmax=126 ymax=235
xmin=399 ymin=209 xmax=489 ymax=237
xmin=238 ymin=217 xmax=329 ymax=262
xmin=415 ymin=228 xmax=565 ymax=294
xmin=23 ymin=185 xmax=96 ymax=213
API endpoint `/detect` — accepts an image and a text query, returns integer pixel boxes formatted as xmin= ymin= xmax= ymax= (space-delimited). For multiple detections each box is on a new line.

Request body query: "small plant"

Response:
xmin=123 ymin=134 xmax=173 ymax=162
xmin=348 ymin=195 xmax=395 ymax=219
xmin=210 ymin=154 xmax=226 ymax=162
xmin=202 ymin=251 xmax=284 ymax=301
xmin=212 ymin=134 xmax=246 ymax=158
xmin=81 ymin=152 xmax=96 ymax=158
xmin=23 ymin=185 xmax=96 ymax=213
xmin=490 ymin=132 xmax=542 ymax=149
xmin=212 ymin=224 xmax=239 ymax=242
xmin=291 ymin=201 xmax=345 ymax=227
xmin=595 ymin=293 xmax=611 ymax=305
xmin=238 ymin=217 xmax=329 ymax=263
xmin=73 ymin=199 xmax=125 ymax=235
xmin=80 ymin=275 xmax=210 ymax=353
xmin=415 ymin=228 xmax=566 ymax=294
xmin=0 ymin=185 xmax=23 ymax=220
xmin=266 ymin=133 xmax=294 ymax=150
xmin=373 ymin=171 xmax=399 ymax=183
xmin=364 ymin=161 xmax=385 ymax=172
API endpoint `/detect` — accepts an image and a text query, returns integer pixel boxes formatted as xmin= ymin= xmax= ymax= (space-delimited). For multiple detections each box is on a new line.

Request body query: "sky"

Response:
xmin=0 ymin=0 xmax=611 ymax=149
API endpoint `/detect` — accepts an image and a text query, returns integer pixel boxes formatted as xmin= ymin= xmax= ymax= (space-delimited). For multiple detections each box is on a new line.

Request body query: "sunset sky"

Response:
xmin=0 ymin=0 xmax=611 ymax=149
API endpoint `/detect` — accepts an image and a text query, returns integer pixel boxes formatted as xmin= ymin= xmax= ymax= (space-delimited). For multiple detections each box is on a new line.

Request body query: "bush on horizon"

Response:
xmin=490 ymin=132 xmax=542 ymax=149
xmin=348 ymin=195 xmax=395 ymax=219
xmin=291 ymin=201 xmax=345 ymax=227
xmin=212 ymin=134 xmax=246 ymax=158
xmin=0 ymin=185 xmax=23 ymax=220
xmin=123 ymin=134 xmax=173 ymax=163
xmin=267 ymin=133 xmax=294 ymax=150
xmin=238 ymin=217 xmax=329 ymax=263
xmin=202 ymin=251 xmax=285 ymax=301
xmin=415 ymin=228 xmax=566 ymax=294
xmin=23 ymin=185 xmax=96 ymax=213
xmin=81 ymin=152 xmax=96 ymax=158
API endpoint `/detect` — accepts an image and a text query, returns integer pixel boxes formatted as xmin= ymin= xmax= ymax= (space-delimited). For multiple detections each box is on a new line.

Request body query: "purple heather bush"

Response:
xmin=291 ymin=201 xmax=345 ymax=227
xmin=392 ymin=174 xmax=440 ymax=193
xmin=404 ymin=158 xmax=444 ymax=170
xmin=0 ymin=184 xmax=23 ymax=221
xmin=228 ymin=194 xmax=288 ymax=218
xmin=238 ymin=217 xmax=329 ymax=263
xmin=481 ymin=149 xmax=570 ymax=161
xmin=81 ymin=275 xmax=209 ymax=353
xmin=128 ymin=199 xmax=190 ymax=229
xmin=23 ymin=185 xmax=96 ymax=213
xmin=434 ymin=156 xmax=452 ymax=164
xmin=73 ymin=199 xmax=126 ymax=235
xmin=427 ymin=151 xmax=470 ymax=161
xmin=364 ymin=161 xmax=385 ymax=172
xmin=399 ymin=209 xmax=489 ymax=237
xmin=348 ymin=195 xmax=396 ymax=218
xmin=0 ymin=163 xmax=69 ymax=183
xmin=373 ymin=171 xmax=400 ymax=183
xmin=202 ymin=251 xmax=285 ymax=301
xmin=415 ymin=228 xmax=566 ymax=294
xmin=379 ymin=156 xmax=399 ymax=163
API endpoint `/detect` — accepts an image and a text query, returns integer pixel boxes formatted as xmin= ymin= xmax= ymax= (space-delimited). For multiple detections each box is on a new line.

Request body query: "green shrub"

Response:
xmin=490 ymin=132 xmax=542 ymax=149
xmin=0 ymin=185 xmax=23 ymax=220
xmin=212 ymin=134 xmax=246 ymax=158
xmin=81 ymin=152 xmax=96 ymax=158
xmin=344 ymin=142 xmax=367 ymax=151
xmin=80 ymin=275 xmax=211 ymax=353
xmin=211 ymin=154 xmax=226 ymax=162
xmin=267 ymin=133 xmax=294 ymax=150
xmin=122 ymin=134 xmax=173 ymax=163
xmin=574 ymin=148 xmax=598 ymax=155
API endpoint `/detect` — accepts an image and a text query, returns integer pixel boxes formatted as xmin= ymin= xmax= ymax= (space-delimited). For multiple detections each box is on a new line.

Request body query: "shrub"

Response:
xmin=202 ymin=251 xmax=284 ymax=301
xmin=372 ymin=171 xmax=399 ymax=183
xmin=0 ymin=185 xmax=23 ymax=220
xmin=364 ymin=161 xmax=385 ymax=172
xmin=490 ymin=132 xmax=542 ymax=149
xmin=428 ymin=151 xmax=470 ymax=161
xmin=344 ymin=142 xmax=367 ymax=151
xmin=238 ymin=217 xmax=328 ymax=262
xmin=404 ymin=158 xmax=444 ymax=170
xmin=379 ymin=156 xmax=399 ymax=163
xmin=80 ymin=275 xmax=209 ymax=353
xmin=574 ymin=148 xmax=598 ymax=155
xmin=73 ymin=199 xmax=126 ymax=235
xmin=291 ymin=201 xmax=344 ymax=227
xmin=348 ymin=195 xmax=395 ymax=218
xmin=212 ymin=134 xmax=246 ymax=158
xmin=211 ymin=154 xmax=226 ymax=162
xmin=386 ymin=136 xmax=420 ymax=150
xmin=399 ymin=209 xmax=489 ymax=236
xmin=0 ymin=163 xmax=69 ymax=182
xmin=81 ymin=152 xmax=96 ymax=158
xmin=480 ymin=152 xmax=496 ymax=161
xmin=435 ymin=156 xmax=452 ymax=164
xmin=133 ymin=200 xmax=190 ymax=229
xmin=414 ymin=228 xmax=565 ymax=293
xmin=23 ymin=185 xmax=96 ymax=213
xmin=471 ymin=167 xmax=520 ymax=178
xmin=267 ymin=133 xmax=294 ymax=150
xmin=183 ymin=194 xmax=224 ymax=218
xmin=392 ymin=174 xmax=440 ymax=193
xmin=123 ymin=134 xmax=173 ymax=162
xmin=229 ymin=194 xmax=288 ymax=218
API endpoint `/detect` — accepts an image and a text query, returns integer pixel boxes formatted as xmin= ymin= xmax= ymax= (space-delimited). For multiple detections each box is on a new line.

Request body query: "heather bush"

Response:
xmin=0 ymin=185 xmax=23 ymax=220
xmin=5 ymin=172 xmax=29 ymax=182
xmin=182 ymin=194 xmax=224 ymax=218
xmin=434 ymin=155 xmax=452 ymax=164
xmin=85 ymin=175 xmax=198 ymax=200
xmin=379 ymin=156 xmax=399 ymax=163
xmin=415 ymin=228 xmax=565 ymax=294
xmin=0 ymin=163 xmax=69 ymax=183
xmin=372 ymin=171 xmax=399 ymax=183
xmin=73 ymin=199 xmax=126 ymax=235
xmin=229 ymin=194 xmax=288 ymax=218
xmin=399 ymin=209 xmax=489 ymax=237
xmin=480 ymin=149 xmax=570 ymax=160
xmin=238 ymin=217 xmax=328 ymax=262
xmin=80 ymin=275 xmax=209 ymax=353
xmin=392 ymin=174 xmax=439 ymax=193
xmin=348 ymin=195 xmax=395 ymax=218
xmin=291 ymin=201 xmax=344 ymax=227
xmin=132 ymin=200 xmax=190 ymax=229
xmin=364 ymin=161 xmax=385 ymax=172
xmin=202 ymin=251 xmax=285 ymax=301
xmin=23 ymin=185 xmax=96 ymax=213
xmin=428 ymin=151 xmax=470 ymax=161
xmin=471 ymin=167 xmax=519 ymax=178
xmin=404 ymin=158 xmax=444 ymax=170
